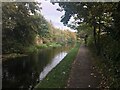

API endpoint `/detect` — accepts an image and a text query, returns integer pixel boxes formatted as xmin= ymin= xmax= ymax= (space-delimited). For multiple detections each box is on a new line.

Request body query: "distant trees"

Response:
xmin=46 ymin=21 xmax=76 ymax=44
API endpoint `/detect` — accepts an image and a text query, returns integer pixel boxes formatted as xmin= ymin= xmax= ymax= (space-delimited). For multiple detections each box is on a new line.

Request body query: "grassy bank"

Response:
xmin=2 ymin=53 xmax=28 ymax=61
xmin=25 ymin=42 xmax=62 ymax=53
xmin=34 ymin=42 xmax=80 ymax=88
xmin=2 ymin=43 xmax=62 ymax=60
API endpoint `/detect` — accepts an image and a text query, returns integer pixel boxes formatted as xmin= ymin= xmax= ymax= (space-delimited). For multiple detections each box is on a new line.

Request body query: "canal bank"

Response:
xmin=2 ymin=43 xmax=62 ymax=61
xmin=35 ymin=42 xmax=80 ymax=88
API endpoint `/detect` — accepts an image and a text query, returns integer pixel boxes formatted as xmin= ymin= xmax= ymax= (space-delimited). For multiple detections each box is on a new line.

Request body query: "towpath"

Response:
xmin=67 ymin=45 xmax=101 ymax=88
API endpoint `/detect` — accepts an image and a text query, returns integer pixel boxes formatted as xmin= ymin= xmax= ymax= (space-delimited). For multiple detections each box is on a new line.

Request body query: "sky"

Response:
xmin=37 ymin=0 xmax=75 ymax=31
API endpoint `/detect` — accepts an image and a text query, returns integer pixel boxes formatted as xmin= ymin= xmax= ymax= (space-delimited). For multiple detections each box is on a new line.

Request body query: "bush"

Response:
xmin=36 ymin=44 xmax=48 ymax=49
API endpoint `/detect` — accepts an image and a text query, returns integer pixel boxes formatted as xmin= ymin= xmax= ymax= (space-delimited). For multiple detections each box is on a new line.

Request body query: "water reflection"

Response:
xmin=2 ymin=46 xmax=73 ymax=88
xmin=39 ymin=51 xmax=67 ymax=80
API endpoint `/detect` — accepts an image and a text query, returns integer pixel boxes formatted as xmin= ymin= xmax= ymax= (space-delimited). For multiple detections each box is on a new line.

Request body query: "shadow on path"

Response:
xmin=67 ymin=45 xmax=101 ymax=88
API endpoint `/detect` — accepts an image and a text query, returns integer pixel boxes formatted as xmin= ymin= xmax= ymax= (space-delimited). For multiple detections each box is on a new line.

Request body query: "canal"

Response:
xmin=2 ymin=46 xmax=73 ymax=88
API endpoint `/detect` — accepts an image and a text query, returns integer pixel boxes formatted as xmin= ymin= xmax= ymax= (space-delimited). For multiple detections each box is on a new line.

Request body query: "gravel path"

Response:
xmin=67 ymin=45 xmax=101 ymax=88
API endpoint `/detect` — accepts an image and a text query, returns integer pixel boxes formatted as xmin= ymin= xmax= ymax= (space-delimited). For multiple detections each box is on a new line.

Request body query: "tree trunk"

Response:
xmin=97 ymin=17 xmax=101 ymax=55
xmin=93 ymin=26 xmax=97 ymax=47
xmin=93 ymin=16 xmax=97 ymax=49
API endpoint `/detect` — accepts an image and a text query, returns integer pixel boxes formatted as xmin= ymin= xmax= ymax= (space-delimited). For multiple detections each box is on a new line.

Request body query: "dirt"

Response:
xmin=67 ymin=45 xmax=101 ymax=88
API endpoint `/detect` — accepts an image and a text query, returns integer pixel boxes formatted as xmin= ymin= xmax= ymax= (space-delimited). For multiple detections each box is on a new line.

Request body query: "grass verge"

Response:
xmin=34 ymin=42 xmax=80 ymax=88
xmin=24 ymin=43 xmax=62 ymax=54
xmin=2 ymin=53 xmax=27 ymax=61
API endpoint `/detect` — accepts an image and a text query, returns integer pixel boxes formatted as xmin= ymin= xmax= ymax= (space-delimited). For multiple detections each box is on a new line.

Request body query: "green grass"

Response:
xmin=24 ymin=43 xmax=62 ymax=54
xmin=34 ymin=42 xmax=80 ymax=88
xmin=36 ymin=44 xmax=48 ymax=49
xmin=47 ymin=42 xmax=62 ymax=48
xmin=25 ymin=45 xmax=38 ymax=53
xmin=2 ymin=53 xmax=28 ymax=60
xmin=35 ymin=43 xmax=62 ymax=49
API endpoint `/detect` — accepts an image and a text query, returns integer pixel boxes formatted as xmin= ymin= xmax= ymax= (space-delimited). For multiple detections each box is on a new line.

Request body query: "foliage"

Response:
xmin=57 ymin=2 xmax=120 ymax=88
xmin=31 ymin=13 xmax=49 ymax=37
xmin=57 ymin=2 xmax=117 ymax=53
xmin=47 ymin=21 xmax=76 ymax=44
xmin=2 ymin=2 xmax=76 ymax=54
xmin=2 ymin=2 xmax=41 ymax=54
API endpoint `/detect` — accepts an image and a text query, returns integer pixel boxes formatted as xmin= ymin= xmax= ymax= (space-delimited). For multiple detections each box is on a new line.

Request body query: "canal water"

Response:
xmin=2 ymin=46 xmax=73 ymax=88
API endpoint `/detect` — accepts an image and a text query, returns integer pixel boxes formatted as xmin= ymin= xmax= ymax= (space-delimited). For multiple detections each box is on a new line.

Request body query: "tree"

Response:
xmin=57 ymin=2 xmax=117 ymax=55
xmin=2 ymin=2 xmax=41 ymax=53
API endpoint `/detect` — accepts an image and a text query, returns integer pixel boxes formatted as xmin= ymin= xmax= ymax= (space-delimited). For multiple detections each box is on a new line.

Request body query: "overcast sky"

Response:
xmin=37 ymin=0 xmax=75 ymax=31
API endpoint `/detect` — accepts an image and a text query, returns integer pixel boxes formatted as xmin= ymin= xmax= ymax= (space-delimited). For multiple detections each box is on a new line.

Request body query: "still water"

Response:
xmin=2 ymin=46 xmax=72 ymax=88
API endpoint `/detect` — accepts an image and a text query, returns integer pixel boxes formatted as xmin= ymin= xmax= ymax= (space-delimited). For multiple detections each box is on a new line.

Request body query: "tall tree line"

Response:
xmin=57 ymin=2 xmax=120 ymax=88
xmin=2 ymin=2 xmax=76 ymax=54
xmin=57 ymin=2 xmax=120 ymax=57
